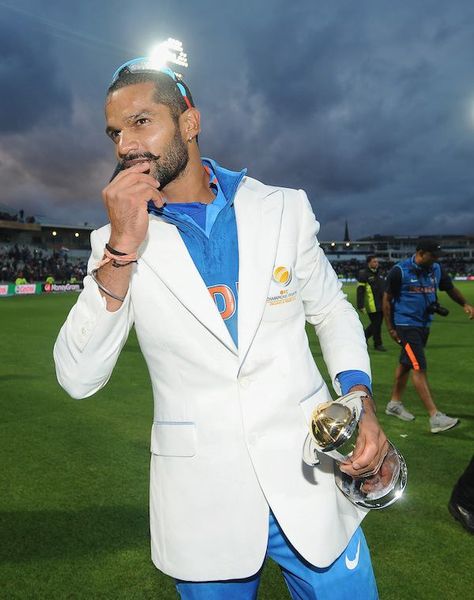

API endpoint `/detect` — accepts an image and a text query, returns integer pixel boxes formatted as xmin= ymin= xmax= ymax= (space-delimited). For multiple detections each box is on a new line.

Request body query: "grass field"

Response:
xmin=1 ymin=284 xmax=473 ymax=599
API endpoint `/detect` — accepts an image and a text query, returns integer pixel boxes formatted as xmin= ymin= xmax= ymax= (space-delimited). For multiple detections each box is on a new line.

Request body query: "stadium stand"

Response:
xmin=322 ymin=235 xmax=474 ymax=280
xmin=0 ymin=244 xmax=87 ymax=284
xmin=1 ymin=206 xmax=473 ymax=283
xmin=0 ymin=206 xmax=92 ymax=284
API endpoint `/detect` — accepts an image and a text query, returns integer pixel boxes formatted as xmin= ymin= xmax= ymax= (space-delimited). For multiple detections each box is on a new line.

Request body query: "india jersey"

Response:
xmin=148 ymin=159 xmax=245 ymax=346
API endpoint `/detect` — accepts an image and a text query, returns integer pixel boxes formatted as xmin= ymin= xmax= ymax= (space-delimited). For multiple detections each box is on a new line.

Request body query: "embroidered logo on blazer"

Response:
xmin=273 ymin=266 xmax=292 ymax=287
xmin=267 ymin=265 xmax=297 ymax=307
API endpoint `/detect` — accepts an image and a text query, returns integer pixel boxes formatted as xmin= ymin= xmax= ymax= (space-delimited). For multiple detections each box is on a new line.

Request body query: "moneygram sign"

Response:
xmin=43 ymin=283 xmax=82 ymax=293
xmin=0 ymin=282 xmax=83 ymax=297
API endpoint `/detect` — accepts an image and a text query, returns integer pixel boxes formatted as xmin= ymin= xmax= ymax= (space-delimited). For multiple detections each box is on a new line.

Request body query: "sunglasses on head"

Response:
xmin=110 ymin=57 xmax=192 ymax=109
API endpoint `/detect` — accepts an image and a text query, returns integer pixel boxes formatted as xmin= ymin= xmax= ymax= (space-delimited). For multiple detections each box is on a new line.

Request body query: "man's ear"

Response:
xmin=180 ymin=107 xmax=201 ymax=141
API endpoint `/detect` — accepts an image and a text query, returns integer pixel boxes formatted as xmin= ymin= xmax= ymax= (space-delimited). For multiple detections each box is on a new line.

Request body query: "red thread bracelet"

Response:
xmin=97 ymin=247 xmax=138 ymax=269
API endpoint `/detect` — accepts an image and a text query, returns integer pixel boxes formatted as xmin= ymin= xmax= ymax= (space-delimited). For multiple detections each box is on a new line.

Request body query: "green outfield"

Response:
xmin=1 ymin=284 xmax=473 ymax=599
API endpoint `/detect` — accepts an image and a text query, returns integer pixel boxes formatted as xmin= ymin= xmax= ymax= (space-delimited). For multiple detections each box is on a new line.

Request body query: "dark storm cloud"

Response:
xmin=0 ymin=19 xmax=72 ymax=133
xmin=213 ymin=1 xmax=474 ymax=238
xmin=0 ymin=0 xmax=474 ymax=238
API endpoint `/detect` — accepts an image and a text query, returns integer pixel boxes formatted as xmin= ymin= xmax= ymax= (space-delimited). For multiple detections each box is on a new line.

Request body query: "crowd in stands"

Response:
xmin=328 ymin=258 xmax=474 ymax=279
xmin=441 ymin=258 xmax=474 ymax=278
xmin=1 ymin=243 xmax=473 ymax=284
xmin=0 ymin=244 xmax=87 ymax=284
xmin=329 ymin=259 xmax=396 ymax=279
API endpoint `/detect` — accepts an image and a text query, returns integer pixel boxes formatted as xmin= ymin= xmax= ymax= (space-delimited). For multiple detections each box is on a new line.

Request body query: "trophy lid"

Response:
xmin=310 ymin=401 xmax=357 ymax=451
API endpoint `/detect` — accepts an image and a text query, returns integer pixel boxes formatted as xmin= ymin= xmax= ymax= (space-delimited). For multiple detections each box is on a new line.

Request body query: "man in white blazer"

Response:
xmin=54 ymin=58 xmax=388 ymax=599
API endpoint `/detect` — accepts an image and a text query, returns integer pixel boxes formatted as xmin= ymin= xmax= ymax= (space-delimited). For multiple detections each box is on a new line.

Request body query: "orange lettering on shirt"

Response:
xmin=208 ymin=285 xmax=236 ymax=320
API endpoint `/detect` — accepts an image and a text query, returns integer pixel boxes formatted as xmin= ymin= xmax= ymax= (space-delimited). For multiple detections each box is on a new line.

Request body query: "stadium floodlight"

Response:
xmin=148 ymin=38 xmax=188 ymax=76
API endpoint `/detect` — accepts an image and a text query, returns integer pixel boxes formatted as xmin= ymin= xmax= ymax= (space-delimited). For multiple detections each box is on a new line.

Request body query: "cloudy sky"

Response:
xmin=1 ymin=0 xmax=474 ymax=240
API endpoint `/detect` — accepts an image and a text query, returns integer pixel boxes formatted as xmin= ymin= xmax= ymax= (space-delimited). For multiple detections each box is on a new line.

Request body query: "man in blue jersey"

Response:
xmin=55 ymin=56 xmax=391 ymax=599
xmin=383 ymin=239 xmax=473 ymax=433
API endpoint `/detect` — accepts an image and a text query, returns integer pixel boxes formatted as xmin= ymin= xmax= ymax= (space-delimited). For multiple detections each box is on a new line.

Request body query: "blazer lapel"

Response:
xmin=141 ymin=217 xmax=238 ymax=355
xmin=235 ymin=183 xmax=283 ymax=369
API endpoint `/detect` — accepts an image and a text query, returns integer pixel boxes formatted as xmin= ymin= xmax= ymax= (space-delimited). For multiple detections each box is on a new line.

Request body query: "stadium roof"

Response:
xmin=358 ymin=234 xmax=474 ymax=242
xmin=0 ymin=203 xmax=17 ymax=215
xmin=32 ymin=216 xmax=97 ymax=229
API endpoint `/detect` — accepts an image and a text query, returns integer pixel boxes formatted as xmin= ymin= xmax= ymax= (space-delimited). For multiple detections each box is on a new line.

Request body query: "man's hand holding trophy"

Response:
xmin=303 ymin=390 xmax=407 ymax=509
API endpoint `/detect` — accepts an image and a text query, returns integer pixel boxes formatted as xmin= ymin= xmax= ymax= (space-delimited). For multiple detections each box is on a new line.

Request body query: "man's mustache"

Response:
xmin=120 ymin=152 xmax=160 ymax=169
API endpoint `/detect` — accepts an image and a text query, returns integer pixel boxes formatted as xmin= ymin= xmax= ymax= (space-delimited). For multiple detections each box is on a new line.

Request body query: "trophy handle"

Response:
xmin=302 ymin=433 xmax=320 ymax=466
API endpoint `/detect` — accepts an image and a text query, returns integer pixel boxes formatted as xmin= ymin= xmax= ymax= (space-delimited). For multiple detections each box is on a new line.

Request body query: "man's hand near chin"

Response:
xmin=339 ymin=386 xmax=389 ymax=479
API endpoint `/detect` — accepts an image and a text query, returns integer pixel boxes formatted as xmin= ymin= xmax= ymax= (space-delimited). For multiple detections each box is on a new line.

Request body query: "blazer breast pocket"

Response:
xmin=150 ymin=421 xmax=197 ymax=457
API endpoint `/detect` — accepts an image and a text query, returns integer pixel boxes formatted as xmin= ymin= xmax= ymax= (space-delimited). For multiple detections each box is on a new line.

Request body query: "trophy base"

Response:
xmin=334 ymin=442 xmax=407 ymax=509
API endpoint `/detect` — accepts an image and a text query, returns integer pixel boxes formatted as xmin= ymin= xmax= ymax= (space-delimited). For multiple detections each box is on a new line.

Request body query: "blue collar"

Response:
xmin=148 ymin=158 xmax=246 ymax=218
xmin=200 ymin=157 xmax=247 ymax=204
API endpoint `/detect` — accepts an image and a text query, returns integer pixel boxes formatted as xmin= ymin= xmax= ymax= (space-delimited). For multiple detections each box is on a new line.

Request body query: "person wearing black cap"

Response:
xmin=382 ymin=239 xmax=474 ymax=433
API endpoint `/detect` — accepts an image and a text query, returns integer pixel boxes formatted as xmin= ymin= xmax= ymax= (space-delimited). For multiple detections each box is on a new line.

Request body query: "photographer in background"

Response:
xmin=383 ymin=239 xmax=474 ymax=433
xmin=357 ymin=255 xmax=386 ymax=352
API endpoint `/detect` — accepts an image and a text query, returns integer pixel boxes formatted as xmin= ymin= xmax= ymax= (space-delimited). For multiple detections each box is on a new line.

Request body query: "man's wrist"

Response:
xmin=108 ymin=236 xmax=140 ymax=255
xmin=349 ymin=384 xmax=371 ymax=395
xmin=349 ymin=384 xmax=376 ymax=413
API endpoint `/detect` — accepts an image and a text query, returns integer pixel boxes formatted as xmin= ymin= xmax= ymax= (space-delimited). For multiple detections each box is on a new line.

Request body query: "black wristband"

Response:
xmin=106 ymin=243 xmax=128 ymax=256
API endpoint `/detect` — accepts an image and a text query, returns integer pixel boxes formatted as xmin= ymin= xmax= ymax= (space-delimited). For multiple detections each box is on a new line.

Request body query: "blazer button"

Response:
xmin=239 ymin=377 xmax=250 ymax=389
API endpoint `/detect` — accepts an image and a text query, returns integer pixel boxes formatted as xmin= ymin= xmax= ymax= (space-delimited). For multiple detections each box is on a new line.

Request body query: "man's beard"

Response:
xmin=121 ymin=125 xmax=189 ymax=190
xmin=152 ymin=127 xmax=189 ymax=190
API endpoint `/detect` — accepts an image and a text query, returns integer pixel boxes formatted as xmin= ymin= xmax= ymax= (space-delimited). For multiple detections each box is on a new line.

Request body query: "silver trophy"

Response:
xmin=302 ymin=391 xmax=407 ymax=509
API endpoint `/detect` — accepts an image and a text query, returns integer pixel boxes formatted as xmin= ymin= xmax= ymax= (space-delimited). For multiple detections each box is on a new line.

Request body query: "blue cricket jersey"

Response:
xmin=148 ymin=159 xmax=245 ymax=346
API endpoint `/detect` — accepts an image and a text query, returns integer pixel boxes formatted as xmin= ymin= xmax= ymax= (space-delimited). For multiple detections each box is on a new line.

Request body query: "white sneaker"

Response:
xmin=430 ymin=412 xmax=459 ymax=434
xmin=385 ymin=401 xmax=415 ymax=421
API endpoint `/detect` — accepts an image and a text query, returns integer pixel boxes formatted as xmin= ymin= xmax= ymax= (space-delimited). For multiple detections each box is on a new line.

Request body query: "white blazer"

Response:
xmin=54 ymin=176 xmax=371 ymax=581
